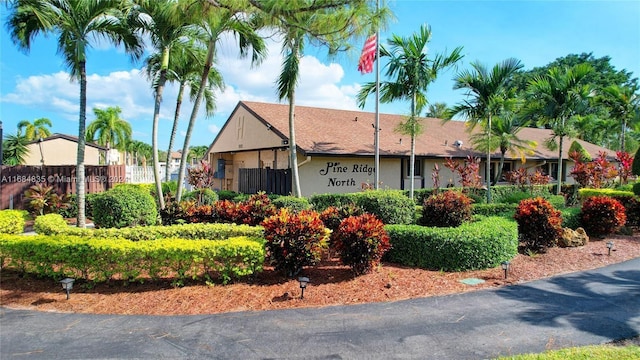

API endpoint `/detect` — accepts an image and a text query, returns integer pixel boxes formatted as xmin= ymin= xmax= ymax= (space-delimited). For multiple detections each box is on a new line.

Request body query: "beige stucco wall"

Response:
xmin=209 ymin=106 xmax=285 ymax=153
xmin=298 ymin=157 xmax=401 ymax=197
xmin=23 ymin=138 xmax=103 ymax=166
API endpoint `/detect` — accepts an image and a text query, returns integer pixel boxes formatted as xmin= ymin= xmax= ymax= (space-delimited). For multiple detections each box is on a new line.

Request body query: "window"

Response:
xmin=404 ymin=158 xmax=422 ymax=177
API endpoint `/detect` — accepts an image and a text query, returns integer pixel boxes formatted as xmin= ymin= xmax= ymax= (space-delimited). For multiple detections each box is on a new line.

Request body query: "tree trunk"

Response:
xmin=409 ymin=94 xmax=416 ymax=200
xmin=152 ymin=71 xmax=167 ymax=210
xmin=289 ymin=88 xmax=301 ymax=197
xmin=76 ymin=61 xmax=87 ymax=228
xmin=176 ymin=40 xmax=215 ymax=202
xmin=557 ymin=135 xmax=564 ymax=195
xmin=165 ymin=82 xmax=186 ymax=182
xmin=493 ymin=150 xmax=506 ymax=186
xmin=486 ymin=114 xmax=492 ymax=203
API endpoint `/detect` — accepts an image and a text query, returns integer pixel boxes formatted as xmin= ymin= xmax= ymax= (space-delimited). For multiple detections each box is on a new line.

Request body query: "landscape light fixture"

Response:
xmin=606 ymin=241 xmax=614 ymax=256
xmin=60 ymin=278 xmax=75 ymax=300
xmin=501 ymin=261 xmax=510 ymax=279
xmin=298 ymin=277 xmax=309 ymax=299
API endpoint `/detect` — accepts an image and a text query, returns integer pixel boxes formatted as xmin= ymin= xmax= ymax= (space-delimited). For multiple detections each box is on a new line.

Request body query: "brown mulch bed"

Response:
xmin=1 ymin=234 xmax=639 ymax=316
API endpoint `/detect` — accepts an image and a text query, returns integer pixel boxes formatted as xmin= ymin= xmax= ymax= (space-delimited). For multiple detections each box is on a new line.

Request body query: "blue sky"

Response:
xmin=1 ymin=0 xmax=639 ymax=150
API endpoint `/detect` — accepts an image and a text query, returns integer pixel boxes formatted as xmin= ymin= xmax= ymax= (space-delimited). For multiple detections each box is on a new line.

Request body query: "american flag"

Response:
xmin=357 ymin=34 xmax=377 ymax=74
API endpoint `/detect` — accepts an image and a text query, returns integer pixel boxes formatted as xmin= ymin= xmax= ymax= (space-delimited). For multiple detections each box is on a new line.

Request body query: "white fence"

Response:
xmin=125 ymin=166 xmax=166 ymax=184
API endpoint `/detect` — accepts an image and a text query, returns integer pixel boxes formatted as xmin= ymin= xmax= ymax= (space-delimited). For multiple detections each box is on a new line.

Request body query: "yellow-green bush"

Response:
xmin=0 ymin=210 xmax=27 ymax=234
xmin=578 ymin=188 xmax=634 ymax=200
xmin=34 ymin=213 xmax=264 ymax=242
xmin=0 ymin=234 xmax=264 ymax=284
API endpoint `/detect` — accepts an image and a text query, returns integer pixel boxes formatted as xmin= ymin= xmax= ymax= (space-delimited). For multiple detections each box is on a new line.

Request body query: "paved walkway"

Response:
xmin=1 ymin=258 xmax=639 ymax=360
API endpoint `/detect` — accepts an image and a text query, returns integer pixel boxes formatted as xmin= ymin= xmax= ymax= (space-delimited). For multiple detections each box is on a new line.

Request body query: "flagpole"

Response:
xmin=374 ymin=0 xmax=380 ymax=190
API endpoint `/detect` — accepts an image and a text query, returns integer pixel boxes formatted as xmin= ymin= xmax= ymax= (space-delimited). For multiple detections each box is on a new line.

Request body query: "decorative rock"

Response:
xmin=559 ymin=227 xmax=589 ymax=247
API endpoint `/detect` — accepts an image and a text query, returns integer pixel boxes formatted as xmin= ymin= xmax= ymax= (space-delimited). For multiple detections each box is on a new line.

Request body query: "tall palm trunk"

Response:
xmin=165 ymin=82 xmax=186 ymax=182
xmin=176 ymin=41 xmax=215 ymax=202
xmin=486 ymin=114 xmax=492 ymax=202
xmin=152 ymin=71 xmax=168 ymax=210
xmin=409 ymin=93 xmax=416 ymax=200
xmin=289 ymin=89 xmax=301 ymax=197
xmin=76 ymin=61 xmax=87 ymax=228
xmin=621 ymin=118 xmax=627 ymax=152
xmin=152 ymin=48 xmax=170 ymax=210
xmin=494 ymin=149 xmax=506 ymax=186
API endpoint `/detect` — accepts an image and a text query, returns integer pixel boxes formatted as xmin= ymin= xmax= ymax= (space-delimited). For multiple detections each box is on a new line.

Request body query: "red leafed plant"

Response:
xmin=419 ymin=190 xmax=472 ymax=227
xmin=616 ymin=151 xmax=634 ymax=185
xmin=213 ymin=192 xmax=276 ymax=226
xmin=319 ymin=203 xmax=364 ymax=251
xmin=262 ymin=208 xmax=329 ymax=277
xmin=570 ymin=151 xmax=618 ymax=188
xmin=444 ymin=156 xmax=482 ymax=189
xmin=334 ymin=213 xmax=391 ymax=275
xmin=580 ymin=196 xmax=626 ymax=237
xmin=514 ymin=197 xmax=562 ymax=252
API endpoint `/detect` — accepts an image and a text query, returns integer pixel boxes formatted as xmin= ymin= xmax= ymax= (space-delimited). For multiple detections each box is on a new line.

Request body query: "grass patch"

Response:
xmin=496 ymin=344 xmax=640 ymax=360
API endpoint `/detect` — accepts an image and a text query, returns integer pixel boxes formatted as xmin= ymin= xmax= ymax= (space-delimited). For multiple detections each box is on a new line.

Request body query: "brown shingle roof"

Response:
xmin=238 ymin=101 xmax=614 ymax=160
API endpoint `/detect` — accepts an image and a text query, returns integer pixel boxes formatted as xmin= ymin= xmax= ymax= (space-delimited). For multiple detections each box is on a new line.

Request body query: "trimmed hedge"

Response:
xmin=384 ymin=216 xmax=518 ymax=271
xmin=92 ymin=186 xmax=158 ymax=228
xmin=0 ymin=234 xmax=264 ymax=284
xmin=472 ymin=203 xmax=517 ymax=217
xmin=578 ymin=188 xmax=634 ymax=200
xmin=0 ymin=210 xmax=26 ymax=234
xmin=34 ymin=213 xmax=264 ymax=242
xmin=271 ymin=196 xmax=312 ymax=212
xmin=311 ymin=190 xmax=414 ymax=224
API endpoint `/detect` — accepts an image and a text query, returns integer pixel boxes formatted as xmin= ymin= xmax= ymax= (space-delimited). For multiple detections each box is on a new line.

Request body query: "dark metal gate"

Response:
xmin=238 ymin=168 xmax=291 ymax=195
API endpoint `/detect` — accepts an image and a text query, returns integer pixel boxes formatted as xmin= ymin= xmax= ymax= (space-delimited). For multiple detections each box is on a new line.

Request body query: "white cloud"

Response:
xmin=208 ymin=124 xmax=220 ymax=135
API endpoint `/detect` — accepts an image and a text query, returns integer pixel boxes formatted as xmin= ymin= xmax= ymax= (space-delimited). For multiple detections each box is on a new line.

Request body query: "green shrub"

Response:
xmin=180 ymin=189 xmax=218 ymax=205
xmin=514 ymin=197 xmax=562 ymax=252
xmin=334 ymin=214 xmax=390 ymax=275
xmin=34 ymin=214 xmax=264 ymax=242
xmin=162 ymin=181 xmax=178 ymax=195
xmin=182 ymin=188 xmax=218 ymax=206
xmin=352 ymin=190 xmax=414 ymax=225
xmin=34 ymin=214 xmax=74 ymax=235
xmin=633 ymin=182 xmax=640 ymax=197
xmin=578 ymin=188 xmax=634 ymax=200
xmin=419 ymin=190 xmax=472 ymax=227
xmin=560 ymin=207 xmax=582 ymax=230
xmin=0 ymin=210 xmax=26 ymax=234
xmin=580 ymin=196 xmax=626 ymax=236
xmin=262 ymin=208 xmax=329 ymax=277
xmin=384 ymin=217 xmax=518 ymax=271
xmin=0 ymin=234 xmax=264 ymax=284
xmin=500 ymin=191 xmax=532 ymax=204
xmin=546 ymin=195 xmax=566 ymax=209
xmin=91 ymin=187 xmax=158 ymax=228
xmin=568 ymin=140 xmax=592 ymax=162
xmin=114 ymin=183 xmax=154 ymax=194
xmin=217 ymin=190 xmax=248 ymax=202
xmin=309 ymin=193 xmax=357 ymax=212
xmin=272 ymin=196 xmax=312 ymax=213
xmin=472 ymin=203 xmax=517 ymax=217
xmin=410 ymin=188 xmax=438 ymax=205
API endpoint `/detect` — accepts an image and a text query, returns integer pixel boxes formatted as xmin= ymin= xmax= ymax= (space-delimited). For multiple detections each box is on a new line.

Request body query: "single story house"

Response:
xmin=23 ymin=133 xmax=108 ymax=166
xmin=204 ymin=101 xmax=614 ymax=197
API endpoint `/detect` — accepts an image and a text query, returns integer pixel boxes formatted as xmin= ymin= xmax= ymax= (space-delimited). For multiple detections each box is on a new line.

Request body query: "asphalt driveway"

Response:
xmin=1 ymin=258 xmax=638 ymax=359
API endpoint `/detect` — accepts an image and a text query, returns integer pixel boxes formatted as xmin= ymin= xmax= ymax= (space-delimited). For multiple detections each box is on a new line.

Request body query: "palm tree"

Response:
xmin=425 ymin=102 xmax=449 ymax=118
xmin=145 ymin=41 xmax=222 ymax=182
xmin=174 ymin=3 xmax=266 ymax=202
xmin=86 ymin=106 xmax=132 ymax=150
xmin=128 ymin=0 xmax=198 ymax=210
xmin=446 ymin=58 xmax=524 ymax=202
xmin=2 ymin=133 xmax=29 ymax=165
xmin=358 ymin=24 xmax=463 ymax=200
xmin=600 ymin=84 xmax=640 ymax=152
xmin=17 ymin=118 xmax=52 ymax=141
xmin=6 ymin=0 xmax=143 ymax=227
xmin=188 ymin=145 xmax=208 ymax=165
xmin=525 ymin=64 xmax=593 ymax=194
xmin=469 ymin=112 xmax=536 ymax=185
